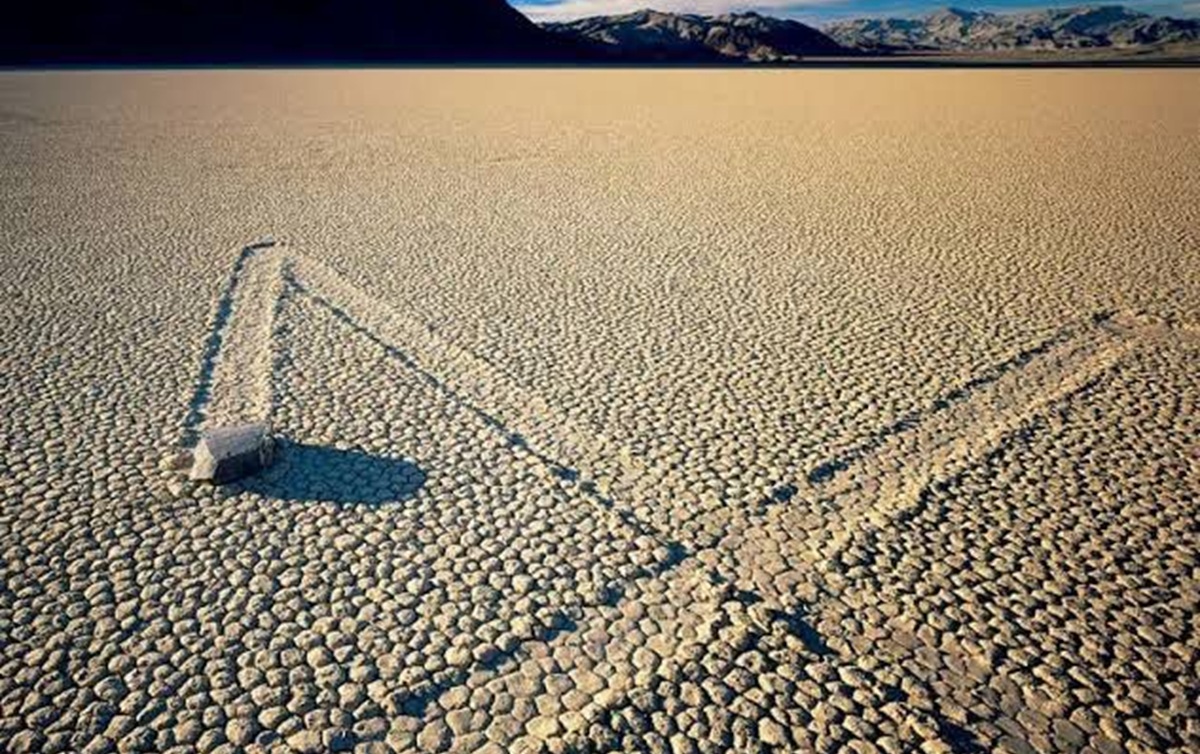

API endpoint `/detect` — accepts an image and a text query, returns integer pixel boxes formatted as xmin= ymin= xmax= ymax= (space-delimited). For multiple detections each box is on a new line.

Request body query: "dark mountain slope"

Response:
xmin=543 ymin=10 xmax=848 ymax=63
xmin=2 ymin=0 xmax=593 ymax=65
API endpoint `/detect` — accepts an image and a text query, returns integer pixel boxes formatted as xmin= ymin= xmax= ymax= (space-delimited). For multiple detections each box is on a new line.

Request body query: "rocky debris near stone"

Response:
xmin=188 ymin=422 xmax=275 ymax=484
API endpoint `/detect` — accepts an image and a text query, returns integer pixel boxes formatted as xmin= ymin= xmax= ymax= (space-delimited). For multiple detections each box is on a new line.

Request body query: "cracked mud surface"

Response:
xmin=1 ymin=70 xmax=1197 ymax=753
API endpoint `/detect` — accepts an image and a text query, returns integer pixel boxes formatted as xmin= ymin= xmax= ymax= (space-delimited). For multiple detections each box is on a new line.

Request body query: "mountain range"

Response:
xmin=546 ymin=5 xmax=1199 ymax=60
xmin=543 ymin=10 xmax=846 ymax=63
xmin=2 ymin=2 xmax=1197 ymax=65
xmin=824 ymin=5 xmax=1200 ymax=53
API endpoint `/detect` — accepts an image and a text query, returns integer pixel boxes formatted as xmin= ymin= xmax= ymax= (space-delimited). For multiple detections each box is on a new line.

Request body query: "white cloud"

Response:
xmin=516 ymin=1 xmax=832 ymax=23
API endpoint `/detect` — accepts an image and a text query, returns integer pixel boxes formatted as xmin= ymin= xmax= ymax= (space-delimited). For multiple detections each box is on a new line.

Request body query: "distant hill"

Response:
xmin=6 ymin=2 xmax=1195 ymax=66
xmin=543 ymin=10 xmax=848 ymax=63
xmin=825 ymin=5 xmax=1200 ymax=53
xmin=1 ymin=0 xmax=592 ymax=65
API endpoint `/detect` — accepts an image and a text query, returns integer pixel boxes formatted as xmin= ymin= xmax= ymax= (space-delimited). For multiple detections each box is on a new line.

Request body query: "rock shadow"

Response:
xmin=242 ymin=441 xmax=425 ymax=506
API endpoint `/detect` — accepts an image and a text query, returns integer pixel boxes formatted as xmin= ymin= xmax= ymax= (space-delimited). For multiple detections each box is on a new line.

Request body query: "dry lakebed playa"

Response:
xmin=1 ymin=69 xmax=1197 ymax=754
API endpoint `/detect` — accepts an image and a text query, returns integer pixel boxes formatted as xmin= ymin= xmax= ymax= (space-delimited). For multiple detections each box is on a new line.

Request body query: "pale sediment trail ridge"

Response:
xmin=179 ymin=244 xmax=787 ymax=673
xmin=173 ymin=242 xmax=687 ymax=724
xmin=803 ymin=313 xmax=1107 ymax=487
xmin=687 ymin=313 xmax=1158 ymax=551
xmin=798 ymin=321 xmax=1148 ymax=565
xmin=502 ymin=317 xmax=1183 ymax=753
xmin=176 ymin=237 xmax=677 ymax=554
xmin=706 ymin=311 xmax=1175 ymax=602
xmin=182 ymin=238 xmax=1152 ymax=541
xmin=183 ymin=240 xmax=1182 ymax=596
xmin=178 ymin=239 xmax=280 ymax=447
xmin=799 ymin=315 xmax=1149 ymax=528
xmin=182 ymin=241 xmax=664 ymax=526
xmin=282 ymin=263 xmax=665 ymax=544
xmin=279 ymin=268 xmax=675 ymax=556
xmin=282 ymin=252 xmax=641 ymax=483
xmin=180 ymin=242 xmax=1190 ymax=750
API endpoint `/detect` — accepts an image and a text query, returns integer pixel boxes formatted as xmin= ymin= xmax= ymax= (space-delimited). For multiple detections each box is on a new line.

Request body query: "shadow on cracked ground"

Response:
xmin=242 ymin=440 xmax=426 ymax=506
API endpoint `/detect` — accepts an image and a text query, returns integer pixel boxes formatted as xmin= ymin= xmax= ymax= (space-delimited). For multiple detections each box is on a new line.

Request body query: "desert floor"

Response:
xmin=0 ymin=70 xmax=1197 ymax=754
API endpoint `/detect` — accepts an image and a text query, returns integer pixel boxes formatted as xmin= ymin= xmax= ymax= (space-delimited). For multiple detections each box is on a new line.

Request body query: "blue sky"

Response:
xmin=513 ymin=0 xmax=1200 ymax=23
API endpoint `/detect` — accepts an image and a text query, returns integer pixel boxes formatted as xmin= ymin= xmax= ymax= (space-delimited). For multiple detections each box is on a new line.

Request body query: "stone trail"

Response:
xmin=177 ymin=240 xmax=1196 ymax=752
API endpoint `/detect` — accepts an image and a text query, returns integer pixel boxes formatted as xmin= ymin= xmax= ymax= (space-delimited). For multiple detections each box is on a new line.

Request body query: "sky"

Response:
xmin=513 ymin=0 xmax=1200 ymax=23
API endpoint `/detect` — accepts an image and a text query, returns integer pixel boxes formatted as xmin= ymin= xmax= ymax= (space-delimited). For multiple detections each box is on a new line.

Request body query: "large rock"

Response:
xmin=189 ymin=423 xmax=275 ymax=484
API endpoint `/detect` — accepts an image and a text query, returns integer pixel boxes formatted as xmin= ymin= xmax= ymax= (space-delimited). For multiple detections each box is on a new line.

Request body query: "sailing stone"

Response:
xmin=189 ymin=423 xmax=275 ymax=483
